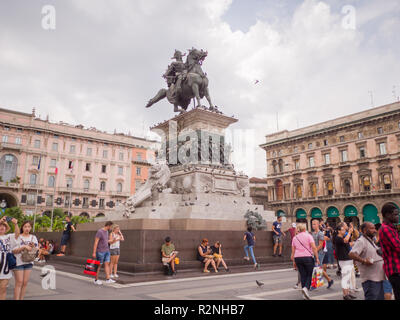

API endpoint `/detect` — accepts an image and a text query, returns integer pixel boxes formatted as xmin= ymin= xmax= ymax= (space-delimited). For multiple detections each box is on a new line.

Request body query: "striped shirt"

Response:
xmin=379 ymin=222 xmax=400 ymax=278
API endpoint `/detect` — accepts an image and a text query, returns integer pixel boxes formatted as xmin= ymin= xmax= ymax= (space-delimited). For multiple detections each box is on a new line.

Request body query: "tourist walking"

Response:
xmin=311 ymin=219 xmax=334 ymax=289
xmin=0 ymin=217 xmax=19 ymax=300
xmin=57 ymin=215 xmax=75 ymax=256
xmin=272 ymin=216 xmax=286 ymax=257
xmin=12 ymin=221 xmax=38 ymax=300
xmin=92 ymin=221 xmax=115 ymax=285
xmin=243 ymin=226 xmax=260 ymax=270
xmin=109 ymin=224 xmax=124 ymax=278
xmin=378 ymin=203 xmax=400 ymax=300
xmin=349 ymin=222 xmax=385 ymax=300
xmin=323 ymin=222 xmax=335 ymax=269
xmin=161 ymin=236 xmax=178 ymax=275
xmin=197 ymin=238 xmax=218 ymax=273
xmin=334 ymin=222 xmax=357 ymax=300
xmin=290 ymin=223 xmax=320 ymax=300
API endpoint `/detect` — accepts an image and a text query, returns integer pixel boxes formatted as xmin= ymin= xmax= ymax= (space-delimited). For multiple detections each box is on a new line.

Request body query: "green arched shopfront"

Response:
xmin=277 ymin=210 xmax=285 ymax=217
xmin=363 ymin=204 xmax=380 ymax=224
xmin=310 ymin=207 xmax=323 ymax=219
xmin=344 ymin=205 xmax=360 ymax=227
xmin=327 ymin=206 xmax=340 ymax=218
xmin=296 ymin=208 xmax=307 ymax=219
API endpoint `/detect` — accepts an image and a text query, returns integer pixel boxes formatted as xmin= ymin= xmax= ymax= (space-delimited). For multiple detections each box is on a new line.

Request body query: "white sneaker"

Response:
xmin=110 ymin=274 xmax=114 ymax=278
xmin=293 ymin=284 xmax=299 ymax=289
xmin=302 ymin=287 xmax=311 ymax=300
xmin=113 ymin=274 xmax=119 ymax=278
xmin=105 ymin=279 xmax=116 ymax=283
xmin=34 ymin=258 xmax=40 ymax=262
xmin=94 ymin=280 xmax=103 ymax=285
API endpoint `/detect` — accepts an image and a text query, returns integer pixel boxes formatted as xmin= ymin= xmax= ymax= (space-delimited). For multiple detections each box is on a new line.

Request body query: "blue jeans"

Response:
xmin=96 ymin=251 xmax=111 ymax=264
xmin=244 ymin=245 xmax=257 ymax=264
xmin=325 ymin=240 xmax=335 ymax=264
xmin=362 ymin=280 xmax=384 ymax=300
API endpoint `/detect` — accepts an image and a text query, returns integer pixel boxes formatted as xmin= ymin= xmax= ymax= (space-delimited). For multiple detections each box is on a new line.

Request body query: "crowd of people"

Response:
xmin=290 ymin=202 xmax=400 ymax=300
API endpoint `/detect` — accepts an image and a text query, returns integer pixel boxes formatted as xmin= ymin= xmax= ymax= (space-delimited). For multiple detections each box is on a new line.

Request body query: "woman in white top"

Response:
xmin=12 ymin=221 xmax=38 ymax=300
xmin=0 ymin=217 xmax=19 ymax=300
xmin=109 ymin=225 xmax=124 ymax=278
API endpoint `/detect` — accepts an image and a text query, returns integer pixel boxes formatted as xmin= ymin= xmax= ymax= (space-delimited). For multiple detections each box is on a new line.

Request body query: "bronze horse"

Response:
xmin=145 ymin=48 xmax=214 ymax=113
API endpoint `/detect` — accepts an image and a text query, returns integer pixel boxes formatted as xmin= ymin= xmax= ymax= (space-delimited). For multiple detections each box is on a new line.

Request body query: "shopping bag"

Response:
xmin=311 ymin=266 xmax=325 ymax=289
xmin=84 ymin=259 xmax=100 ymax=276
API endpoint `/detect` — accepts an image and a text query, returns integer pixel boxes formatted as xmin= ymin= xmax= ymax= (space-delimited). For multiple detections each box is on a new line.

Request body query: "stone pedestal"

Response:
xmin=101 ymin=107 xmax=275 ymax=230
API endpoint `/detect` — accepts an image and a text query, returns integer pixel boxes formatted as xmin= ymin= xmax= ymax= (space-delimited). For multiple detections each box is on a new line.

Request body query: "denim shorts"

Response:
xmin=14 ymin=263 xmax=33 ymax=271
xmin=383 ymin=280 xmax=393 ymax=294
xmin=110 ymin=248 xmax=120 ymax=256
xmin=273 ymin=235 xmax=282 ymax=244
xmin=96 ymin=251 xmax=111 ymax=264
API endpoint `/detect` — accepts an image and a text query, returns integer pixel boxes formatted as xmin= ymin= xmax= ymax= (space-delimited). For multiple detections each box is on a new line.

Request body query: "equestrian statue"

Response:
xmin=145 ymin=48 xmax=215 ymax=113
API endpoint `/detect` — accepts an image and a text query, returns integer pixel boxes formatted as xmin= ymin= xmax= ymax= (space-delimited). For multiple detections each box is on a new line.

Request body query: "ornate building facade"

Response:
xmin=0 ymin=107 xmax=157 ymax=218
xmin=260 ymin=102 xmax=400 ymax=228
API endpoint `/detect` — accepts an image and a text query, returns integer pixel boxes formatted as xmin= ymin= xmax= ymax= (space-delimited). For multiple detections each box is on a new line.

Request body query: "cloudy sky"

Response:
xmin=1 ymin=0 xmax=399 ymax=177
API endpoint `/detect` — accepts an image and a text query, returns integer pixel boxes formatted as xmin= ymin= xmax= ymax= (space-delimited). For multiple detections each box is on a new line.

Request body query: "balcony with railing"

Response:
xmin=0 ymin=142 xmax=23 ymax=151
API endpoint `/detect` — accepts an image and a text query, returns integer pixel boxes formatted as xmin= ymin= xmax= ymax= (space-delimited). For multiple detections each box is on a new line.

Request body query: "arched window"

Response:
xmin=326 ymin=181 xmax=334 ymax=196
xmin=278 ymin=159 xmax=284 ymax=173
xmin=0 ymin=154 xmax=18 ymax=182
xmin=84 ymin=179 xmax=90 ymax=190
xmin=48 ymin=175 xmax=55 ymax=187
xmin=310 ymin=183 xmax=317 ymax=197
xmin=117 ymin=183 xmax=123 ymax=192
xmin=383 ymin=174 xmax=391 ymax=190
xmin=66 ymin=177 xmax=73 ymax=188
xmin=275 ymin=180 xmax=283 ymax=201
xmin=344 ymin=179 xmax=351 ymax=194
xmin=272 ymin=160 xmax=277 ymax=174
xmin=296 ymin=185 xmax=302 ymax=199
xmin=30 ymin=174 xmax=37 ymax=185
xmin=100 ymin=181 xmax=106 ymax=191
xmin=363 ymin=176 xmax=371 ymax=191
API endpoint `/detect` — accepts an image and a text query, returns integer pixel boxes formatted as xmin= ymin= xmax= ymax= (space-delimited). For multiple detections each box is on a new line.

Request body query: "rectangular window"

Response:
xmin=50 ymin=159 xmax=57 ymax=167
xmin=87 ymin=147 xmax=92 ymax=156
xmin=119 ymin=152 xmax=124 ymax=161
xmin=15 ymin=137 xmax=22 ymax=145
xmin=17 ymin=128 xmax=22 ymax=132
xmin=53 ymin=134 xmax=59 ymax=139
xmin=294 ymin=147 xmax=298 ymax=153
xmin=377 ymin=127 xmax=383 ymax=134
xmin=27 ymin=194 xmax=36 ymax=205
xmin=34 ymin=139 xmax=41 ymax=148
xmin=323 ymin=140 xmax=328 ymax=146
xmin=118 ymin=166 xmax=123 ymax=175
xmin=339 ymin=136 xmax=345 ymax=143
xmin=136 ymin=167 xmax=142 ymax=175
xmin=71 ymin=137 xmax=76 ymax=141
xmin=137 ymin=152 xmax=143 ymax=161
xmin=2 ymin=135 xmax=8 ymax=143
xmin=70 ymin=145 xmax=76 ymax=154
xmin=102 ymin=165 xmax=107 ymax=173
xmin=52 ymin=142 xmax=58 ymax=151
xmin=32 ymin=156 xmax=39 ymax=165
xmin=103 ymin=150 xmax=108 ymax=159
xmin=36 ymin=131 xmax=41 ymax=135
xmin=65 ymin=195 xmax=70 ymax=208
xmin=46 ymin=195 xmax=53 ymax=206
xmin=86 ymin=163 xmax=91 ymax=171
xmin=4 ymin=126 xmax=10 ymax=131
xmin=99 ymin=198 xmax=105 ymax=208
xmin=83 ymin=197 xmax=89 ymax=208
xmin=358 ymin=132 xmax=363 ymax=139
xmin=309 ymin=157 xmax=315 ymax=168
xmin=324 ymin=153 xmax=331 ymax=165
xmin=308 ymin=143 xmax=313 ymax=150
xmin=379 ymin=143 xmax=387 ymax=155
xmin=359 ymin=147 xmax=366 ymax=159
xmin=294 ymin=159 xmax=300 ymax=170
xmin=341 ymin=150 xmax=348 ymax=162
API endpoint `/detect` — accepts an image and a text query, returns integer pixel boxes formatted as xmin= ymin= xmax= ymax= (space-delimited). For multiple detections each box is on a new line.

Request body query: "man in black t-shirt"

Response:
xmin=57 ymin=216 xmax=76 ymax=256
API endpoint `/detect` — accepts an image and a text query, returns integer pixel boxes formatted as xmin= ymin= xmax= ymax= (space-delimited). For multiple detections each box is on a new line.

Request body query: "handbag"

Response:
xmin=21 ymin=236 xmax=39 ymax=263
xmin=311 ymin=266 xmax=325 ymax=288
xmin=83 ymin=259 xmax=100 ymax=276
xmin=0 ymin=238 xmax=16 ymax=270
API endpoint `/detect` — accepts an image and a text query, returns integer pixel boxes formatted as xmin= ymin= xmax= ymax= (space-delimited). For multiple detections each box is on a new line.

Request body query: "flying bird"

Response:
xmin=151 ymin=209 xmax=156 ymax=212
xmin=205 ymin=203 xmax=210 ymax=206
xmin=256 ymin=280 xmax=264 ymax=287
xmin=254 ymin=80 xmax=260 ymax=85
